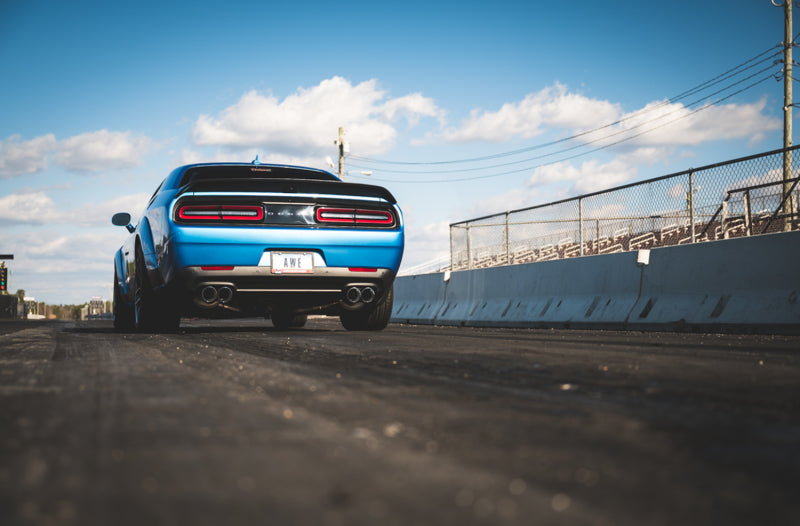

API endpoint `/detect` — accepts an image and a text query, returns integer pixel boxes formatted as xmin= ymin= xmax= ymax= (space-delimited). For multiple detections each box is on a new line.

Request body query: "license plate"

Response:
xmin=271 ymin=252 xmax=313 ymax=274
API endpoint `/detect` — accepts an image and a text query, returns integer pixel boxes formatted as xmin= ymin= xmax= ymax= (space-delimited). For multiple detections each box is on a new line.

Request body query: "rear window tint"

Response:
xmin=178 ymin=165 xmax=338 ymax=187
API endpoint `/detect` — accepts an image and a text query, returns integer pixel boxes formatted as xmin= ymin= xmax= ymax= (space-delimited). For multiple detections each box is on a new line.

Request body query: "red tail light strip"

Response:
xmin=178 ymin=205 xmax=264 ymax=222
xmin=316 ymin=208 xmax=355 ymax=223
xmin=354 ymin=210 xmax=394 ymax=224
xmin=179 ymin=205 xmax=219 ymax=221
xmin=316 ymin=207 xmax=393 ymax=225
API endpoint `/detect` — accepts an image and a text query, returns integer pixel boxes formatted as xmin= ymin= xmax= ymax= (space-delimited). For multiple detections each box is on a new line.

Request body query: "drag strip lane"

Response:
xmin=0 ymin=319 xmax=798 ymax=526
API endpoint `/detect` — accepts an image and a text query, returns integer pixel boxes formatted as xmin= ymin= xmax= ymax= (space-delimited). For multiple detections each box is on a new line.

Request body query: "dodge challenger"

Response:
xmin=111 ymin=161 xmax=404 ymax=332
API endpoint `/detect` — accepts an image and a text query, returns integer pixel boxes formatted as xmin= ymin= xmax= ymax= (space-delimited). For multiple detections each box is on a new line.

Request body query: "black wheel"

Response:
xmin=134 ymin=251 xmax=180 ymax=333
xmin=340 ymin=284 xmax=394 ymax=331
xmin=113 ymin=270 xmax=135 ymax=332
xmin=271 ymin=309 xmax=308 ymax=330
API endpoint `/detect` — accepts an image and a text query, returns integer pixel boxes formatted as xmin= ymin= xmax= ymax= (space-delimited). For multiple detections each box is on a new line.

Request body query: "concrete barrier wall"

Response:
xmin=392 ymin=231 xmax=800 ymax=333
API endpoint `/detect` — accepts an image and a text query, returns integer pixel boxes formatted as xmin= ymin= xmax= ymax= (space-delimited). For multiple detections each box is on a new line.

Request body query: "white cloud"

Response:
xmin=54 ymin=130 xmax=157 ymax=173
xmin=191 ymin=77 xmax=443 ymax=156
xmin=23 ymin=231 xmax=119 ymax=262
xmin=0 ymin=189 xmax=62 ymax=224
xmin=381 ymin=93 xmax=445 ymax=127
xmin=595 ymin=98 xmax=780 ymax=149
xmin=527 ymin=146 xmax=672 ymax=194
xmin=0 ymin=189 xmax=149 ymax=226
xmin=441 ymin=83 xmax=620 ymax=143
xmin=1 ymin=130 xmax=160 ymax=178
xmin=437 ymin=83 xmax=779 ymax=152
xmin=76 ymin=192 xmax=151 ymax=226
xmin=528 ymin=157 xmax=637 ymax=194
xmin=0 ymin=134 xmax=57 ymax=179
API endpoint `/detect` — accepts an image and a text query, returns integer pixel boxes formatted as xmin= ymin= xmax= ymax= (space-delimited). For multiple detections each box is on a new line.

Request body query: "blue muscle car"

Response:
xmin=111 ymin=162 xmax=404 ymax=331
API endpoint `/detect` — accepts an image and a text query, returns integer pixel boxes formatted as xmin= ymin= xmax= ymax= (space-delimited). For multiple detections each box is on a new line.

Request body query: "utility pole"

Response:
xmin=774 ymin=0 xmax=796 ymax=230
xmin=337 ymin=126 xmax=345 ymax=179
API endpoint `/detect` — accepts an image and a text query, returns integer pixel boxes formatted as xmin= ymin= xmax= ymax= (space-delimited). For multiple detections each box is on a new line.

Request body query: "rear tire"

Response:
xmin=340 ymin=285 xmax=393 ymax=331
xmin=134 ymin=251 xmax=180 ymax=333
xmin=113 ymin=270 xmax=135 ymax=332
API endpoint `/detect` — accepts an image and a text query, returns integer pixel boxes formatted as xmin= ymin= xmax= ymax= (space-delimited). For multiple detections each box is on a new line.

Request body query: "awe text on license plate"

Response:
xmin=271 ymin=252 xmax=313 ymax=274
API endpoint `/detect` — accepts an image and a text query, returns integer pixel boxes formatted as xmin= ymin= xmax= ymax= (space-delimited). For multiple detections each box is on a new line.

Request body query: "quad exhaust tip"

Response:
xmin=201 ymin=285 xmax=218 ymax=303
xmin=218 ymin=286 xmax=234 ymax=304
xmin=344 ymin=286 xmax=377 ymax=305
xmin=199 ymin=285 xmax=235 ymax=305
xmin=361 ymin=286 xmax=376 ymax=304
xmin=345 ymin=286 xmax=362 ymax=304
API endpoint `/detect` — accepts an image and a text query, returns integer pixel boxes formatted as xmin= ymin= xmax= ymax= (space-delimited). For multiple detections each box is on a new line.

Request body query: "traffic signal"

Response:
xmin=0 ymin=266 xmax=6 ymax=292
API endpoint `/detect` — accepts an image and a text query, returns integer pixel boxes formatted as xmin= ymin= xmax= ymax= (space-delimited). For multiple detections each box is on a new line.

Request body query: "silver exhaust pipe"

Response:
xmin=200 ymin=285 xmax=218 ymax=303
xmin=345 ymin=286 xmax=362 ymax=304
xmin=361 ymin=286 xmax=376 ymax=304
xmin=217 ymin=286 xmax=234 ymax=304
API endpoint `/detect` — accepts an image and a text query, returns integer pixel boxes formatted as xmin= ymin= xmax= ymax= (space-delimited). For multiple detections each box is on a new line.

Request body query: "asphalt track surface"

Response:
xmin=0 ymin=318 xmax=798 ymax=526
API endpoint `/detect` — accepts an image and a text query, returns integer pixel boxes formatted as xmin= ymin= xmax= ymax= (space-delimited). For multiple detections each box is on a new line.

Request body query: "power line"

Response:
xmin=349 ymin=61 xmax=779 ymax=180
xmin=353 ymin=74 xmax=776 ymax=184
xmin=350 ymin=45 xmax=782 ymax=169
xmin=350 ymin=63 xmax=778 ymax=176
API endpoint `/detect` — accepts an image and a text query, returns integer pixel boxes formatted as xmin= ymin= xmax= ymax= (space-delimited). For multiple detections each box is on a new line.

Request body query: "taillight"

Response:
xmin=355 ymin=210 xmax=394 ymax=224
xmin=221 ymin=206 xmax=264 ymax=221
xmin=178 ymin=205 xmax=264 ymax=222
xmin=316 ymin=208 xmax=354 ymax=223
xmin=316 ymin=207 xmax=394 ymax=225
xmin=178 ymin=205 xmax=218 ymax=221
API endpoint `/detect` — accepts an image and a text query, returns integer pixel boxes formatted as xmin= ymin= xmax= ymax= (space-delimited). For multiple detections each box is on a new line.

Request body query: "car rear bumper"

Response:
xmin=173 ymin=265 xmax=396 ymax=315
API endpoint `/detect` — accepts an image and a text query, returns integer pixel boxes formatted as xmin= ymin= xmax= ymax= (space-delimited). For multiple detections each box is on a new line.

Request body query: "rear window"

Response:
xmin=178 ymin=165 xmax=338 ymax=187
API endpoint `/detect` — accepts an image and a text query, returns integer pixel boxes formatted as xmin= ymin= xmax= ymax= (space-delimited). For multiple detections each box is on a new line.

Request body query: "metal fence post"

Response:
xmin=466 ymin=224 xmax=472 ymax=271
xmin=449 ymin=225 xmax=454 ymax=270
xmin=722 ymin=201 xmax=729 ymax=239
xmin=596 ymin=219 xmax=600 ymax=254
xmin=505 ymin=212 xmax=510 ymax=265
xmin=744 ymin=190 xmax=752 ymax=237
xmin=689 ymin=170 xmax=696 ymax=243
xmin=578 ymin=198 xmax=584 ymax=256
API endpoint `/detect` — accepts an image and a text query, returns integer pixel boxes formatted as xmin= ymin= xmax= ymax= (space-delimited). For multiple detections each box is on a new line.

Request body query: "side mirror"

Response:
xmin=111 ymin=212 xmax=135 ymax=233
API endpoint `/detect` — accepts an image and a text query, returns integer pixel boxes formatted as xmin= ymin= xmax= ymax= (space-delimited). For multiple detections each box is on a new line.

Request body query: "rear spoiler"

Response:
xmin=177 ymin=178 xmax=397 ymax=204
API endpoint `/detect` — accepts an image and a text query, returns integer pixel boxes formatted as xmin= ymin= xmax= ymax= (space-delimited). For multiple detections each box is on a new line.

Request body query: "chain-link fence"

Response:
xmin=448 ymin=146 xmax=800 ymax=272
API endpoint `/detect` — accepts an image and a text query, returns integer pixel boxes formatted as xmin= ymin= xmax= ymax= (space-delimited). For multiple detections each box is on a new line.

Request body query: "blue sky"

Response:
xmin=0 ymin=0 xmax=791 ymax=304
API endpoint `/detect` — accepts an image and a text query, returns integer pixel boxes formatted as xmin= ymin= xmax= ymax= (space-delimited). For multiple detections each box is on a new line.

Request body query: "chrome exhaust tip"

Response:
xmin=345 ymin=286 xmax=362 ymax=304
xmin=217 ymin=286 xmax=234 ymax=304
xmin=200 ymin=285 xmax=218 ymax=304
xmin=361 ymin=286 xmax=376 ymax=304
